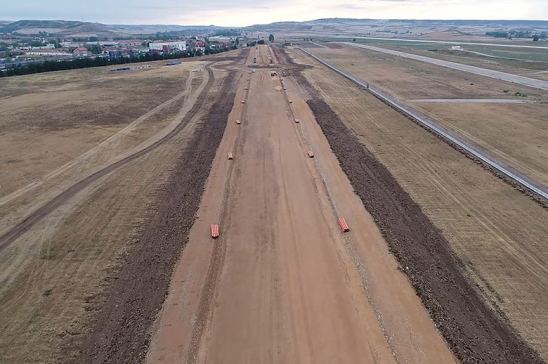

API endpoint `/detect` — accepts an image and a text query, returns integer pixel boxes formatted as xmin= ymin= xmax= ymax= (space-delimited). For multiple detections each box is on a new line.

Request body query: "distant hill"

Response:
xmin=244 ymin=18 xmax=548 ymax=37
xmin=0 ymin=20 xmax=115 ymax=36
xmin=0 ymin=19 xmax=231 ymax=37
xmin=246 ymin=18 xmax=548 ymax=30
xmin=2 ymin=18 xmax=547 ymax=39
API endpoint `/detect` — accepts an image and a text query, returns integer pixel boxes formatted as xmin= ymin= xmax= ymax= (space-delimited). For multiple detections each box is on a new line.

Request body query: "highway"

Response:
xmin=298 ymin=47 xmax=548 ymax=201
xmin=337 ymin=36 xmax=548 ymax=50
xmin=340 ymin=42 xmax=548 ymax=91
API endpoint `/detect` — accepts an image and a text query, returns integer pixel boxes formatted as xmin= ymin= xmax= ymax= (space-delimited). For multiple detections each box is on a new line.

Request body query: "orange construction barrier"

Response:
xmin=211 ymin=224 xmax=220 ymax=239
xmin=338 ymin=217 xmax=350 ymax=233
xmin=307 ymin=150 xmax=315 ymax=158
xmin=228 ymin=152 xmax=234 ymax=160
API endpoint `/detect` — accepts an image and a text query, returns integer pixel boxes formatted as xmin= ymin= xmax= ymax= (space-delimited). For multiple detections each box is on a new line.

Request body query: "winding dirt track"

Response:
xmin=146 ymin=45 xmax=455 ymax=363
xmin=0 ymin=66 xmax=215 ymax=251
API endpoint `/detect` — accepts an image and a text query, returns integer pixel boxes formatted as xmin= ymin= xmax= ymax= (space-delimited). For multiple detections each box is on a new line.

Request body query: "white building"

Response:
xmin=149 ymin=41 xmax=187 ymax=52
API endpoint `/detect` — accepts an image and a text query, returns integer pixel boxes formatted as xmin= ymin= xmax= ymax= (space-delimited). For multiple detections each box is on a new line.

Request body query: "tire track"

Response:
xmin=186 ymin=67 xmax=250 ymax=364
xmin=0 ymin=65 xmax=215 ymax=252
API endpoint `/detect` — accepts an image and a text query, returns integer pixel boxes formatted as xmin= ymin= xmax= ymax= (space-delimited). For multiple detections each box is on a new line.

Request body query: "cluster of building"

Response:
xmin=0 ymin=35 xmax=236 ymax=71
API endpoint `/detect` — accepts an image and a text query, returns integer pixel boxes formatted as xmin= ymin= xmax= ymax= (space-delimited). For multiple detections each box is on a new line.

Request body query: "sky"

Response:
xmin=2 ymin=0 xmax=548 ymax=26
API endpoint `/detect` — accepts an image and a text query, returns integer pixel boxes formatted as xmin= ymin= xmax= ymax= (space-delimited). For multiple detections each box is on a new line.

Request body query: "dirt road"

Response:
xmin=342 ymin=42 xmax=548 ymax=90
xmin=147 ymin=45 xmax=455 ymax=363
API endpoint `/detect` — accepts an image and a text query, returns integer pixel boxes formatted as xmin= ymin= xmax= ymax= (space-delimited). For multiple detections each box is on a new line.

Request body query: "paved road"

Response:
xmin=409 ymin=98 xmax=532 ymax=104
xmin=340 ymin=36 xmax=548 ymax=50
xmin=341 ymin=42 xmax=548 ymax=91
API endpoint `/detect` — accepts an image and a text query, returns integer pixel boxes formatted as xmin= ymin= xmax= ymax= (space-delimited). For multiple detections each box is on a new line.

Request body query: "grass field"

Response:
xmin=307 ymin=45 xmax=548 ymax=187
xmin=326 ymin=38 xmax=548 ymax=80
xmin=0 ymin=59 xmax=218 ymax=362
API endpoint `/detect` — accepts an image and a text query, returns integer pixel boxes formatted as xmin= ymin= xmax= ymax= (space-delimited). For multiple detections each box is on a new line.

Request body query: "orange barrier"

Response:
xmin=307 ymin=150 xmax=315 ymax=158
xmin=211 ymin=224 xmax=220 ymax=239
xmin=228 ymin=152 xmax=234 ymax=160
xmin=338 ymin=217 xmax=350 ymax=233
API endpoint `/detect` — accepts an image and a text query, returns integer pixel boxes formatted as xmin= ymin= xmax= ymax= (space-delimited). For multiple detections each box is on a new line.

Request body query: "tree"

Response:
xmin=269 ymin=33 xmax=274 ymax=42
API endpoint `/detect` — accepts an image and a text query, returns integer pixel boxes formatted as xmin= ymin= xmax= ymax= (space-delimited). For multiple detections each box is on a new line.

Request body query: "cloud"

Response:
xmin=1 ymin=0 xmax=547 ymax=25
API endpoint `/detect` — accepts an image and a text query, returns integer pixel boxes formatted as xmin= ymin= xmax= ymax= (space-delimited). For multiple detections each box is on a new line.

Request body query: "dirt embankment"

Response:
xmin=276 ymin=46 xmax=542 ymax=363
xmin=65 ymin=68 xmax=238 ymax=363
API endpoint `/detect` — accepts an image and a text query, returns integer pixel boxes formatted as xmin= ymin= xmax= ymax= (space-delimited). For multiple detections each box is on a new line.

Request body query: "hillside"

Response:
xmin=0 ymin=19 xmax=230 ymax=37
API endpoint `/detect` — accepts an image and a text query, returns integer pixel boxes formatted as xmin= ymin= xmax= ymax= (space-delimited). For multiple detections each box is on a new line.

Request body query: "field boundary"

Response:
xmin=297 ymin=47 xmax=548 ymax=203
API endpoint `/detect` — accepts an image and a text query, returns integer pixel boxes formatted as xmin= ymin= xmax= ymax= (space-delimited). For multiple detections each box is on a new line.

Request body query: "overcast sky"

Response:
xmin=2 ymin=0 xmax=547 ymax=26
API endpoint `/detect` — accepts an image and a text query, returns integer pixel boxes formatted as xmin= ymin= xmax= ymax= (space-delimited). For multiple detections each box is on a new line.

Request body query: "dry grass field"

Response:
xmin=334 ymin=39 xmax=548 ymax=80
xmin=0 ymin=62 xmax=193 ymax=196
xmin=0 ymin=59 xmax=222 ymax=362
xmin=307 ymin=45 xmax=548 ymax=187
xmin=289 ymin=47 xmax=548 ymax=360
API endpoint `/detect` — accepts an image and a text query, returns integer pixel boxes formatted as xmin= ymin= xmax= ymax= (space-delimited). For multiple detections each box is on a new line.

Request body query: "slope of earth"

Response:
xmin=146 ymin=44 xmax=456 ymax=364
xmin=0 ymin=51 xmax=241 ymax=363
xmin=288 ymin=46 xmax=548 ymax=361
xmin=306 ymin=44 xmax=548 ymax=188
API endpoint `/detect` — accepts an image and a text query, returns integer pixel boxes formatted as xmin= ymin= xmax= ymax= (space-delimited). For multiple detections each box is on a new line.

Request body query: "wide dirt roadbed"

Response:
xmin=289 ymin=46 xmax=546 ymax=361
xmin=147 ymin=45 xmax=455 ymax=363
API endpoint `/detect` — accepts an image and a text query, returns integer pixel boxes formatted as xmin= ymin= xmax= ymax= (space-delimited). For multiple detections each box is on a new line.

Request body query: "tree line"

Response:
xmin=0 ymin=45 xmax=236 ymax=77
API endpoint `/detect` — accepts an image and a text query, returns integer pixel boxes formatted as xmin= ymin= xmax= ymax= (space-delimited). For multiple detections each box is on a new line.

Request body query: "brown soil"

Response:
xmin=146 ymin=44 xmax=455 ymax=364
xmin=67 ymin=66 xmax=238 ymax=363
xmin=281 ymin=46 xmax=542 ymax=363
